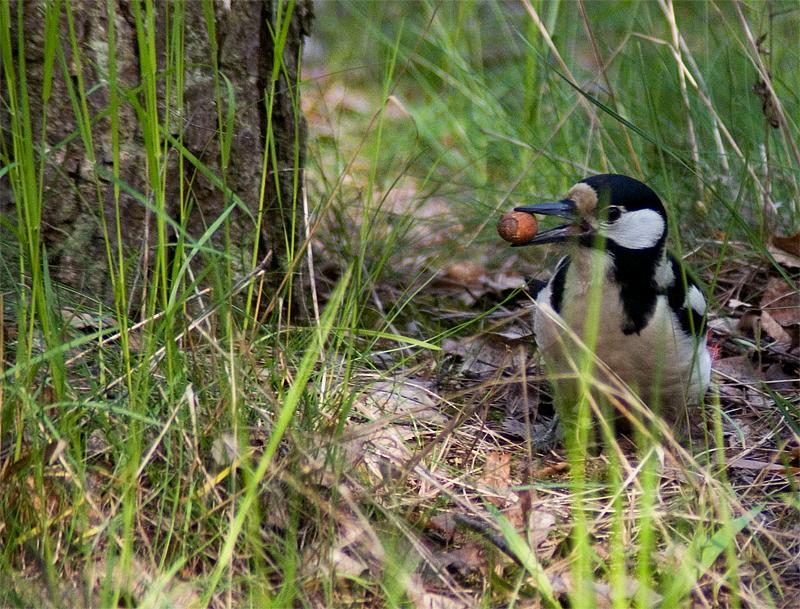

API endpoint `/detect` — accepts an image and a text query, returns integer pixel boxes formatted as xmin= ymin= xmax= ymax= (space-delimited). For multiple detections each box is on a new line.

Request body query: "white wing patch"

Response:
xmin=654 ymin=257 xmax=675 ymax=289
xmin=604 ymin=208 xmax=665 ymax=250
xmin=686 ymin=285 xmax=706 ymax=316
xmin=695 ymin=337 xmax=712 ymax=394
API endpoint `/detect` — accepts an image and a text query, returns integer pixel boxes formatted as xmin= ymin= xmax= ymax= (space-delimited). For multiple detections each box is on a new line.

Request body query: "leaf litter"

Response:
xmin=296 ymin=75 xmax=800 ymax=602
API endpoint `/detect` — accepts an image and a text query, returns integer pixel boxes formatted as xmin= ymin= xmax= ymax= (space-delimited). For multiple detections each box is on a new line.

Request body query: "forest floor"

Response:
xmin=2 ymin=3 xmax=799 ymax=608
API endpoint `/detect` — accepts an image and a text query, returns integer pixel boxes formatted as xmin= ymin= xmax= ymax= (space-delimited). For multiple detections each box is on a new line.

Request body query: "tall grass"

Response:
xmin=301 ymin=2 xmax=800 ymax=607
xmin=1 ymin=1 xmax=798 ymax=607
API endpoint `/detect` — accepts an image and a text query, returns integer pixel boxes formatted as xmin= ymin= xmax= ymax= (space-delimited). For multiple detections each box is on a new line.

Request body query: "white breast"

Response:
xmin=534 ymin=251 xmax=710 ymax=420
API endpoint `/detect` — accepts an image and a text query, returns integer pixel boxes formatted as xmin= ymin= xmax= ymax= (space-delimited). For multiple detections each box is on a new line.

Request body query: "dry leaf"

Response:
xmin=211 ymin=431 xmax=242 ymax=466
xmin=427 ymin=513 xmax=458 ymax=542
xmin=433 ymin=261 xmax=527 ymax=306
xmin=305 ymin=513 xmax=377 ymax=582
xmin=736 ymin=310 xmax=761 ymax=338
xmin=442 ymin=334 xmax=528 ymax=376
xmin=707 ymin=316 xmax=740 ymax=337
xmin=482 ymin=451 xmax=512 ymax=507
xmin=496 ymin=504 xmax=557 ymax=548
xmin=768 ymin=243 xmax=800 ymax=269
xmin=410 ymin=591 xmax=471 ymax=609
xmin=345 ymin=423 xmax=414 ymax=484
xmin=764 ymin=363 xmax=797 ymax=394
xmin=713 ymin=356 xmax=763 ymax=383
xmin=760 ymin=276 xmax=800 ymax=329
xmin=434 ymin=543 xmax=488 ymax=580
xmin=446 ymin=260 xmax=485 ymax=284
xmin=549 ymin=572 xmax=661 ymax=608
xmin=406 ymin=576 xmax=472 ymax=609
xmin=737 ymin=309 xmax=793 ymax=345
xmin=532 ymin=461 xmax=570 ymax=479
xmin=328 ymin=547 xmax=370 ymax=578
xmin=90 ymin=557 xmax=200 ymax=609
xmin=771 ymin=231 xmax=800 ymax=258
xmin=527 ymin=509 xmax=557 ymax=546
xmin=355 ymin=380 xmax=446 ymax=425
xmin=759 ymin=311 xmax=793 ymax=345
xmin=592 ymin=580 xmax=662 ymax=609
xmin=488 ymin=325 xmax=535 ymax=343
xmin=60 ymin=306 xmax=116 ymax=331
xmin=728 ymin=457 xmax=799 ymax=475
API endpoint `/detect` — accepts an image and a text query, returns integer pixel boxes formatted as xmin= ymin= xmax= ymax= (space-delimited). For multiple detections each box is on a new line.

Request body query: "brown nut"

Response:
xmin=497 ymin=211 xmax=538 ymax=244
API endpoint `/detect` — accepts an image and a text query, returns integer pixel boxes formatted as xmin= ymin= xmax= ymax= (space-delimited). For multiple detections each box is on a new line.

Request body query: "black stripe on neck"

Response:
xmin=549 ymin=256 xmax=571 ymax=313
xmin=607 ymin=242 xmax=664 ymax=335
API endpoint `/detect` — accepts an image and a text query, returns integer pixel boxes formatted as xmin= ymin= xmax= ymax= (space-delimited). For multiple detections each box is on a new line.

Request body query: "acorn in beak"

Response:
xmin=511 ymin=199 xmax=591 ymax=246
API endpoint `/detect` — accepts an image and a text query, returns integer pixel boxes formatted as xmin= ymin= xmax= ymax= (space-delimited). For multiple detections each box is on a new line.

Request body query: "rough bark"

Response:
xmin=1 ymin=0 xmax=313 ymax=315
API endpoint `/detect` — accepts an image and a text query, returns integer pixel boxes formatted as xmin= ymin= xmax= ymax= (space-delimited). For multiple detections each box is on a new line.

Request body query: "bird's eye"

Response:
xmin=606 ymin=206 xmax=622 ymax=223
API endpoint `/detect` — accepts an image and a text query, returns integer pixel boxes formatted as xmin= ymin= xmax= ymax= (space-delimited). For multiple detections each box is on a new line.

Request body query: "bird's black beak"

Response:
xmin=511 ymin=199 xmax=589 ymax=246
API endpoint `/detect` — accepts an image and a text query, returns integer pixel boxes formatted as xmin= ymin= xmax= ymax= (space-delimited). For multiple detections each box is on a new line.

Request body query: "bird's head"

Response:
xmin=512 ymin=174 xmax=668 ymax=255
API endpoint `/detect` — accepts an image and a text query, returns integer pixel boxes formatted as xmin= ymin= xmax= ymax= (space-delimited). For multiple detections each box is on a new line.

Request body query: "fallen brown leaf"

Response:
xmin=707 ymin=316 xmax=741 ymax=337
xmin=353 ymin=425 xmax=414 ymax=483
xmin=531 ymin=461 xmax=570 ymax=479
xmin=442 ymin=334 xmax=528 ymax=376
xmin=427 ymin=513 xmax=458 ymax=542
xmin=737 ymin=309 xmax=793 ymax=345
xmin=89 ymin=557 xmax=200 ymax=609
xmin=355 ymin=379 xmax=446 ymax=425
xmin=760 ymin=276 xmax=800 ymax=329
xmin=60 ymin=306 xmax=117 ymax=332
xmin=783 ymin=444 xmax=800 ymax=467
xmin=434 ymin=543 xmax=488 ymax=580
xmin=482 ymin=451 xmax=512 ymax=507
xmin=768 ymin=243 xmax=800 ymax=269
xmin=526 ymin=508 xmax=557 ymax=547
xmin=764 ymin=363 xmax=797 ymax=394
xmin=728 ymin=457 xmax=800 ymax=476
xmin=328 ymin=547 xmax=370 ymax=578
xmin=771 ymin=231 xmax=800 ymax=258
xmin=713 ymin=356 xmax=763 ymax=383
xmin=760 ymin=310 xmax=794 ymax=345
xmin=446 ymin=260 xmax=485 ymax=284
xmin=410 ymin=590 xmax=472 ymax=609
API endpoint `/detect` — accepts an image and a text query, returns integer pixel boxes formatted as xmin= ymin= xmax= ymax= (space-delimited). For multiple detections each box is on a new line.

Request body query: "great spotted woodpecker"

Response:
xmin=513 ymin=174 xmax=711 ymax=428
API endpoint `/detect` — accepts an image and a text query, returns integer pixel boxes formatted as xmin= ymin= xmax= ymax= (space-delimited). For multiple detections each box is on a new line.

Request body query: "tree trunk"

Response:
xmin=1 ymin=0 xmax=313 ymax=317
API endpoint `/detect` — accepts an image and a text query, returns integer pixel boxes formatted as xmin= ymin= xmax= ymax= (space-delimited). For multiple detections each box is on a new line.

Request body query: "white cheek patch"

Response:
xmin=604 ymin=208 xmax=665 ymax=250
